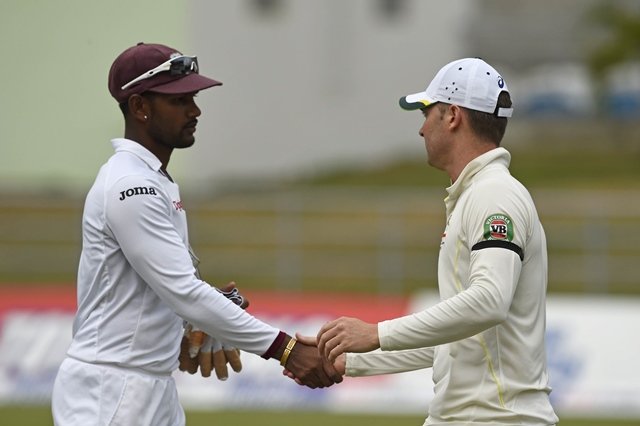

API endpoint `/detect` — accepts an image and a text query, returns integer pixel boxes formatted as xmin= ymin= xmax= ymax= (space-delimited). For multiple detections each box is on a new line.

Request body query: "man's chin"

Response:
xmin=176 ymin=139 xmax=196 ymax=149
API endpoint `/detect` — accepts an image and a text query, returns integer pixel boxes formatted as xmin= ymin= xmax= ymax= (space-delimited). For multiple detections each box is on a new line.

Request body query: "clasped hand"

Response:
xmin=316 ymin=316 xmax=380 ymax=362
xmin=280 ymin=336 xmax=344 ymax=389
xmin=283 ymin=316 xmax=379 ymax=388
xmin=282 ymin=333 xmax=345 ymax=386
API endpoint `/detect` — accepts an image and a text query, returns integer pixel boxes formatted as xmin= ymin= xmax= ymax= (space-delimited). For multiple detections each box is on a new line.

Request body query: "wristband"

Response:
xmin=261 ymin=331 xmax=286 ymax=360
xmin=279 ymin=338 xmax=297 ymax=367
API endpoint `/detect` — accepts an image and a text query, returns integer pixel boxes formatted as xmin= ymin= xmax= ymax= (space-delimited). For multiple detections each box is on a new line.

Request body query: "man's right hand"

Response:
xmin=282 ymin=333 xmax=345 ymax=385
xmin=279 ymin=335 xmax=343 ymax=389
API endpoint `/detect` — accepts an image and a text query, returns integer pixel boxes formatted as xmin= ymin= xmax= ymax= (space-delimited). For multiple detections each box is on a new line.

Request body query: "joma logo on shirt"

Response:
xmin=119 ymin=187 xmax=158 ymax=200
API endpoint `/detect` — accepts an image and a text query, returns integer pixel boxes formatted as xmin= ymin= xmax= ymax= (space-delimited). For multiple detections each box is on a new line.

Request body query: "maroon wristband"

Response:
xmin=261 ymin=330 xmax=287 ymax=360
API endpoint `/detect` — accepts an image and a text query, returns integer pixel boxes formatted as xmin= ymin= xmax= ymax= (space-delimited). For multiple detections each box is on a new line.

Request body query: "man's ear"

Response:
xmin=128 ymin=94 xmax=150 ymax=123
xmin=447 ymin=104 xmax=463 ymax=130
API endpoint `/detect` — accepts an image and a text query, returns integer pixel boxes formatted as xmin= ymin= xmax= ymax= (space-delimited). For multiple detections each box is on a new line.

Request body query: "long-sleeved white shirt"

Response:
xmin=67 ymin=139 xmax=279 ymax=375
xmin=347 ymin=148 xmax=558 ymax=425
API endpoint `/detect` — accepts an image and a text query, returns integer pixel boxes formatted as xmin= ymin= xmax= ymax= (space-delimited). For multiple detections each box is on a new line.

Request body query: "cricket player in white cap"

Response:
xmin=294 ymin=58 xmax=559 ymax=425
xmin=51 ymin=42 xmax=341 ymax=426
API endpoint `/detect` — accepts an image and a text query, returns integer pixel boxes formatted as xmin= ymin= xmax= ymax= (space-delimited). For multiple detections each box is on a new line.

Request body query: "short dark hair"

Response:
xmin=118 ymin=101 xmax=129 ymax=116
xmin=117 ymin=92 xmax=158 ymax=117
xmin=463 ymin=91 xmax=512 ymax=145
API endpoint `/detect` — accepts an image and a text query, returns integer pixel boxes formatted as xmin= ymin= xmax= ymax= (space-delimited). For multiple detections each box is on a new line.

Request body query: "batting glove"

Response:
xmin=178 ymin=282 xmax=249 ymax=378
xmin=179 ymin=326 xmax=243 ymax=379
xmin=206 ymin=336 xmax=243 ymax=380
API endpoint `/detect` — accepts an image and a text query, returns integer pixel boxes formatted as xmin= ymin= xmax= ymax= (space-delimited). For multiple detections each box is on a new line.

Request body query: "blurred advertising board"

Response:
xmin=0 ymin=287 xmax=638 ymax=418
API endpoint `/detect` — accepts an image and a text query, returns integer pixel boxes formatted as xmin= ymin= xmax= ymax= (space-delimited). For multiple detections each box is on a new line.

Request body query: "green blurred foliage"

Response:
xmin=587 ymin=2 xmax=640 ymax=79
xmin=295 ymin=146 xmax=640 ymax=190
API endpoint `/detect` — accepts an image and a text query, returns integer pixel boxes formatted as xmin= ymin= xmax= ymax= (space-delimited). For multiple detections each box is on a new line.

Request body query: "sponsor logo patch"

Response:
xmin=118 ymin=186 xmax=158 ymax=201
xmin=173 ymin=200 xmax=184 ymax=211
xmin=483 ymin=213 xmax=514 ymax=241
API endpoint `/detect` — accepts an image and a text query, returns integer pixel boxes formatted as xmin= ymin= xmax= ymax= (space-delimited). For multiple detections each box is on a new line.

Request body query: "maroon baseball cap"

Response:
xmin=108 ymin=42 xmax=222 ymax=103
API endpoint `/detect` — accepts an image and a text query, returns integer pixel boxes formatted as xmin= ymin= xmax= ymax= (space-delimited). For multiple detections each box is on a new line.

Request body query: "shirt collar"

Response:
xmin=110 ymin=138 xmax=163 ymax=173
xmin=444 ymin=147 xmax=511 ymax=213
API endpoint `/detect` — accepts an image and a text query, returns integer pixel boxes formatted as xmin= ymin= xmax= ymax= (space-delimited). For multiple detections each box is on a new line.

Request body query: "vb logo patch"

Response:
xmin=483 ymin=214 xmax=514 ymax=241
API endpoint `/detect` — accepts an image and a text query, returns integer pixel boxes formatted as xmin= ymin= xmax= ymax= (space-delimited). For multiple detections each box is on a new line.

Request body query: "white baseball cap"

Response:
xmin=399 ymin=58 xmax=513 ymax=117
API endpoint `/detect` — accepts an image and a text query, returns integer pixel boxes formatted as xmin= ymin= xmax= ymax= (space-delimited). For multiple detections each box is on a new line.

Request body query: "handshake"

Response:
xmin=179 ymin=283 xmax=380 ymax=389
xmin=280 ymin=315 xmax=380 ymax=388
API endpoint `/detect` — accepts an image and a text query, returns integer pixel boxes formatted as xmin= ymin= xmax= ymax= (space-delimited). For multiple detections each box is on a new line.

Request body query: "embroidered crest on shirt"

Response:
xmin=483 ymin=214 xmax=514 ymax=241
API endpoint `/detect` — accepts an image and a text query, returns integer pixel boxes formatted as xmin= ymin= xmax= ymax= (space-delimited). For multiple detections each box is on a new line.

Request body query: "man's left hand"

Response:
xmin=179 ymin=328 xmax=243 ymax=380
xmin=317 ymin=317 xmax=380 ymax=363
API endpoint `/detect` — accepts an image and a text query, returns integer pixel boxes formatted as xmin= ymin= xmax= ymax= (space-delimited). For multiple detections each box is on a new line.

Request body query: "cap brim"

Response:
xmin=399 ymin=91 xmax=434 ymax=111
xmin=147 ymin=73 xmax=222 ymax=95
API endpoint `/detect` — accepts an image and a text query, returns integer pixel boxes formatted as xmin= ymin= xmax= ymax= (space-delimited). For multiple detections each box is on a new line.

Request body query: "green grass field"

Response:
xmin=2 ymin=406 xmax=639 ymax=426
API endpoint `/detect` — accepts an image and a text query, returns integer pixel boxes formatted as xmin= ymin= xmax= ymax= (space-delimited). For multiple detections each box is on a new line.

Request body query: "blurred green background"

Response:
xmin=2 ymin=140 xmax=639 ymax=295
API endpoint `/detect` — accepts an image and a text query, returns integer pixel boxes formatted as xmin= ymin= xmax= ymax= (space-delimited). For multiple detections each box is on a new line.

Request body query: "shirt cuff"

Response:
xmin=377 ymin=320 xmax=392 ymax=350
xmin=261 ymin=330 xmax=286 ymax=359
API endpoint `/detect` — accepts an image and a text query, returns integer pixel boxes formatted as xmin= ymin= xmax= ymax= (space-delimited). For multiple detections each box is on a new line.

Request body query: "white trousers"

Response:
xmin=51 ymin=357 xmax=185 ymax=426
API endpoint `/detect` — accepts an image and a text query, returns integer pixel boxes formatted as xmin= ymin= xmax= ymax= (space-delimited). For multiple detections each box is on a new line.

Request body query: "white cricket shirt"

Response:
xmin=67 ymin=139 xmax=279 ymax=375
xmin=347 ymin=148 xmax=558 ymax=425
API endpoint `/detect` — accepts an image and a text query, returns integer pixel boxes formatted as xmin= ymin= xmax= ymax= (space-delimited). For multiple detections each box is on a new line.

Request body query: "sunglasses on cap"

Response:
xmin=120 ymin=55 xmax=199 ymax=90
